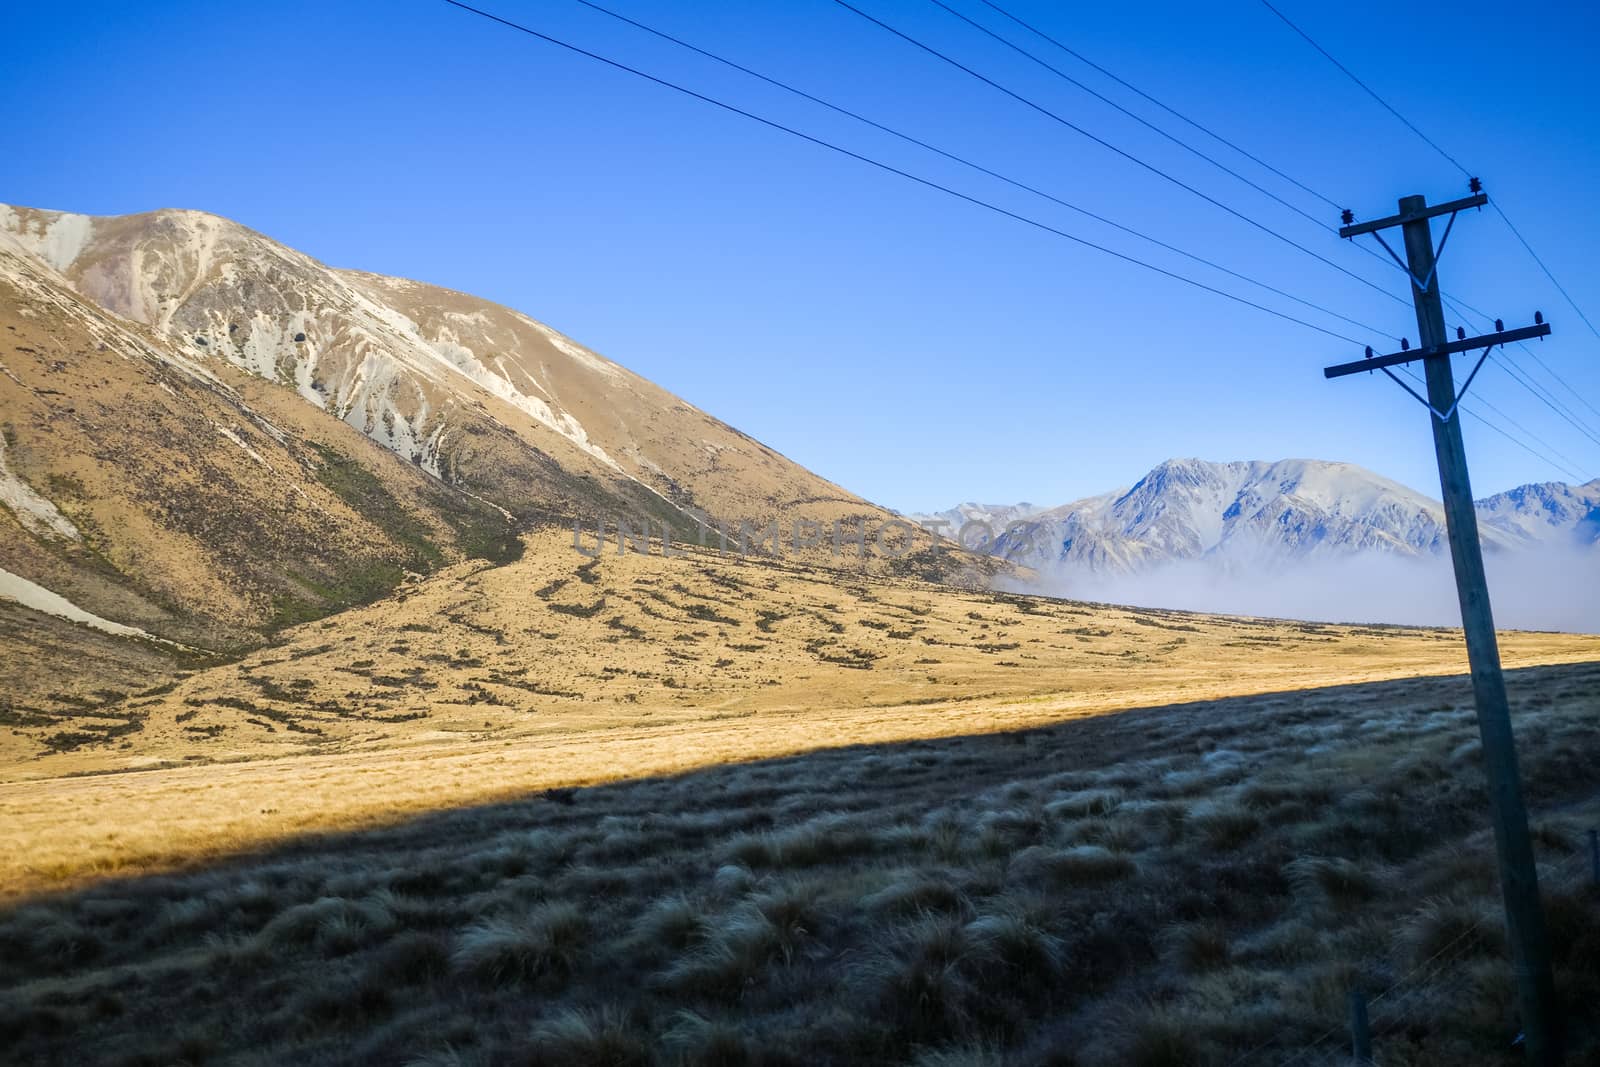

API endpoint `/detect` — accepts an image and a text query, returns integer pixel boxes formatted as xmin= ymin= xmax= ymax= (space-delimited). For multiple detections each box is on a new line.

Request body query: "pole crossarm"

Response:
xmin=1338 ymin=192 xmax=1487 ymax=237
xmin=1323 ymin=322 xmax=1551 ymax=378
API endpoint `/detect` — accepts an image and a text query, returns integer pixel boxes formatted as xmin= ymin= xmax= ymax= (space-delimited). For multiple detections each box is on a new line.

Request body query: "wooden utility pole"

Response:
xmin=1327 ymin=189 xmax=1560 ymax=1064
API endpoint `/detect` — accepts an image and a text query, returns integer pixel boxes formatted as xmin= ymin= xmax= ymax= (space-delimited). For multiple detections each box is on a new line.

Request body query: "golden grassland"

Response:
xmin=1 ymin=660 xmax=1597 ymax=1065
xmin=3 ymin=530 xmax=1599 ymax=900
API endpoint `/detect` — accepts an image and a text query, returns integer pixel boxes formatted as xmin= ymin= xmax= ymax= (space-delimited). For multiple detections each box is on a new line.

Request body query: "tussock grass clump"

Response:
xmin=1229 ymin=920 xmax=1331 ymax=967
xmin=964 ymin=904 xmax=1065 ymax=990
xmin=630 ymin=893 xmax=712 ymax=954
xmin=450 ymin=902 xmax=590 ymax=986
xmin=726 ymin=816 xmax=876 ymax=869
xmin=1159 ymin=920 xmax=1230 ymax=973
xmin=1238 ymin=779 xmax=1330 ymax=812
xmin=974 ymin=807 xmax=1050 ymax=857
xmin=1009 ymin=845 xmax=1136 ymax=887
xmin=0 ymin=908 xmax=104 ymax=973
xmin=653 ymin=881 xmax=828 ymax=1001
xmin=1400 ymin=899 xmax=1505 ymax=967
xmin=284 ymin=970 xmax=395 ymax=1034
xmin=663 ymin=1010 xmax=766 ymax=1065
xmin=526 ymin=1006 xmax=650 ymax=1067
xmin=368 ymin=929 xmax=452 ymax=986
xmin=655 ymin=915 xmax=782 ymax=1002
xmin=257 ymin=895 xmax=396 ymax=954
xmin=1044 ymin=787 xmax=1122 ymax=819
xmin=911 ymin=1043 xmax=1006 ymax=1067
xmin=919 ymin=811 xmax=968 ymax=862
xmin=865 ymin=915 xmax=979 ymax=1047
xmin=552 ymin=862 xmax=654 ymax=898
xmin=749 ymin=880 xmax=826 ymax=955
xmin=1285 ymin=856 xmax=1383 ymax=911
xmin=1114 ymin=1003 xmax=1223 ymax=1067
xmin=1187 ymin=801 xmax=1261 ymax=850
xmin=711 ymin=863 xmax=754 ymax=898
xmin=863 ymin=871 xmax=970 ymax=918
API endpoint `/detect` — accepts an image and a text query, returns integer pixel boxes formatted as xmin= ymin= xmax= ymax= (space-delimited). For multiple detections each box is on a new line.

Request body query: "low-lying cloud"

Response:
xmin=1005 ymin=547 xmax=1600 ymax=633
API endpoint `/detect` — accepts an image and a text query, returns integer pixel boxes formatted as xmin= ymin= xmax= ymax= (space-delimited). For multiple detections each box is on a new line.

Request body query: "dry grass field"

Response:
xmin=4 ymin=531 xmax=1599 ymax=899
xmin=15 ymin=528 xmax=1600 ymax=783
xmin=1 ymin=660 xmax=1597 ymax=1065
xmin=3 ymin=534 xmax=1599 ymax=1064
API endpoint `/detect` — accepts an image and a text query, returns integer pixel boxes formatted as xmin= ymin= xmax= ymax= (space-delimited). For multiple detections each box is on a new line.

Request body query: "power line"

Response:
xmin=1397 ymin=368 xmax=1589 ymax=486
xmin=437 ymin=0 xmax=1371 ymax=344
xmin=955 ymin=0 xmax=1485 ymax=305
xmin=830 ymin=0 xmax=1411 ymax=310
xmin=1451 ymin=378 xmax=1591 ymax=478
xmin=1490 ymin=356 xmax=1600 ymax=452
xmin=570 ymin=0 xmax=1395 ymax=340
xmin=977 ymin=0 xmax=1343 ymax=212
xmin=1257 ymin=0 xmax=1472 ymax=179
xmin=947 ymin=0 xmax=1491 ymax=327
xmin=1441 ymin=294 xmax=1600 ymax=446
xmin=984 ymin=0 xmax=1598 ymax=384
xmin=445 ymin=0 xmax=1578 ymax=481
xmin=959 ymin=0 xmax=1573 ymax=378
xmin=970 ymin=0 xmax=1463 ymax=307
xmin=1509 ymin=336 xmax=1600 ymax=423
xmin=1492 ymin=202 xmax=1600 ymax=342
xmin=585 ymin=0 xmax=1593 ymax=484
xmin=1258 ymin=0 xmax=1600 ymax=394
xmin=922 ymin=0 xmax=1342 ymax=237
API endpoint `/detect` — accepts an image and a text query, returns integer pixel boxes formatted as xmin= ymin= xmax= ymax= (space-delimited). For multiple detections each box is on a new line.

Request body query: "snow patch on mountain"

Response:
xmin=213 ymin=424 xmax=270 ymax=468
xmin=0 ymin=565 xmax=152 ymax=639
xmin=0 ymin=203 xmax=94 ymax=272
xmin=0 ymin=435 xmax=80 ymax=541
xmin=525 ymin=316 xmax=627 ymax=382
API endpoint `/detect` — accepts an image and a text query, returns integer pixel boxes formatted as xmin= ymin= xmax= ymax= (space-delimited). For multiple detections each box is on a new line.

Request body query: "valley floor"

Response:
xmin=1 ymin=662 xmax=1597 ymax=1065
xmin=4 ymin=536 xmax=1599 ymax=1063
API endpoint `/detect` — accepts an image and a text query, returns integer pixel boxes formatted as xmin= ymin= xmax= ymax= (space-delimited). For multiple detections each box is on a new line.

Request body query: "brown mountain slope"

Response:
xmin=0 ymin=233 xmax=520 ymax=654
xmin=0 ymin=203 xmax=907 ymax=536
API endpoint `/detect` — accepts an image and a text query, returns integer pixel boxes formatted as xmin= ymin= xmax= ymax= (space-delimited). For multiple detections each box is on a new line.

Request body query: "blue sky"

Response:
xmin=6 ymin=0 xmax=1597 ymax=511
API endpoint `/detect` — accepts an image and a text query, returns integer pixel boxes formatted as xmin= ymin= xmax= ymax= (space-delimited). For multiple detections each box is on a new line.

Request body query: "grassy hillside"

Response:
xmin=2 ymin=661 xmax=1597 ymax=1065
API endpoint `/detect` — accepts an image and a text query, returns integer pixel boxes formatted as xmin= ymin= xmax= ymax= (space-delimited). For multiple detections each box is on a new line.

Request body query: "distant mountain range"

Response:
xmin=913 ymin=458 xmax=1600 ymax=575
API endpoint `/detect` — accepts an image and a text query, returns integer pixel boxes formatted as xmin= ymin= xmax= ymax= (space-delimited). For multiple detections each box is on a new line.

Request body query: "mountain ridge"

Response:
xmin=0 ymin=202 xmax=883 ymax=532
xmin=912 ymin=457 xmax=1600 ymax=574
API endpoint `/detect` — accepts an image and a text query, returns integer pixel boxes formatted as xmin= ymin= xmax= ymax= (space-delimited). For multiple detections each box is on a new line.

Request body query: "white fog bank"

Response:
xmin=1005 ymin=547 xmax=1600 ymax=633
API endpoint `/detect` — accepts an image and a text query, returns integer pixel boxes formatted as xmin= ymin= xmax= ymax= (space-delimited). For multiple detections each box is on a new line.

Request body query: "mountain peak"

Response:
xmin=931 ymin=458 xmax=1595 ymax=574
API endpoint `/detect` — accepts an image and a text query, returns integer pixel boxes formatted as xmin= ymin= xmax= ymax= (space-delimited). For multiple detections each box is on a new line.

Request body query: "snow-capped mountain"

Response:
xmin=918 ymin=458 xmax=1598 ymax=575
xmin=910 ymin=501 xmax=1049 ymax=536
xmin=1476 ymin=479 xmax=1600 ymax=548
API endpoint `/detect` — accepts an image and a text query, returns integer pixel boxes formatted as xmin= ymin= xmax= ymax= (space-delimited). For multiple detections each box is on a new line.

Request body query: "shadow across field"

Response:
xmin=3 ymin=663 xmax=1600 ymax=1066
